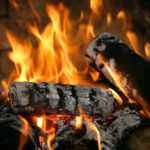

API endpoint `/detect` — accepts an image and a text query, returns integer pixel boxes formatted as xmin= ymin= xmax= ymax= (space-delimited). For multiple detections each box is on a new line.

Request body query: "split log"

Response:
xmin=9 ymin=82 xmax=115 ymax=118
xmin=86 ymin=32 xmax=150 ymax=117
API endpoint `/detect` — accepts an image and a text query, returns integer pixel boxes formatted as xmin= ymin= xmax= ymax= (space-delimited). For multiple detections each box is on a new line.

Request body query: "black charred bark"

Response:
xmin=9 ymin=82 xmax=115 ymax=118
xmin=0 ymin=100 xmax=39 ymax=150
xmin=86 ymin=32 xmax=150 ymax=116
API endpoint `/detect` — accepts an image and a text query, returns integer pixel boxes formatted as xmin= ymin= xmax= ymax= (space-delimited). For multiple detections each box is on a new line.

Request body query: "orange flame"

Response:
xmin=145 ymin=42 xmax=150 ymax=58
xmin=85 ymin=118 xmax=101 ymax=150
xmin=18 ymin=115 xmax=29 ymax=150
xmin=5 ymin=3 xmax=99 ymax=87
xmin=9 ymin=0 xmax=19 ymax=12
xmin=75 ymin=105 xmax=83 ymax=129
xmin=116 ymin=10 xmax=126 ymax=20
xmin=108 ymin=88 xmax=123 ymax=105
xmin=106 ymin=13 xmax=112 ymax=26
xmin=89 ymin=69 xmax=99 ymax=82
xmin=126 ymin=31 xmax=140 ymax=55
xmin=28 ymin=0 xmax=41 ymax=23
xmin=47 ymin=127 xmax=55 ymax=150
xmin=90 ymin=0 xmax=104 ymax=15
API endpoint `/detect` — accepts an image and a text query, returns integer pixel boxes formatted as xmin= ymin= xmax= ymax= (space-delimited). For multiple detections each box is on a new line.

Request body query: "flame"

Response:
xmin=89 ymin=69 xmax=99 ymax=82
xmin=75 ymin=105 xmax=83 ymax=129
xmin=5 ymin=3 xmax=99 ymax=86
xmin=116 ymin=10 xmax=126 ymax=20
xmin=9 ymin=0 xmax=19 ymax=12
xmin=145 ymin=42 xmax=150 ymax=58
xmin=85 ymin=118 xmax=101 ymax=150
xmin=108 ymin=88 xmax=123 ymax=105
xmin=106 ymin=13 xmax=112 ymax=26
xmin=28 ymin=0 xmax=41 ymax=23
xmin=116 ymin=10 xmax=128 ymax=30
xmin=47 ymin=127 xmax=55 ymax=150
xmin=99 ymin=55 xmax=150 ymax=118
xmin=126 ymin=31 xmax=140 ymax=55
xmin=18 ymin=115 xmax=29 ymax=150
xmin=90 ymin=0 xmax=104 ymax=15
xmin=36 ymin=117 xmax=43 ymax=128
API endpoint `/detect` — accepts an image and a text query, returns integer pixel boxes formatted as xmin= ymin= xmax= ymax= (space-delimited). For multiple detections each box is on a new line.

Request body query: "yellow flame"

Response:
xmin=126 ymin=31 xmax=140 ymax=55
xmin=75 ymin=105 xmax=84 ymax=129
xmin=108 ymin=88 xmax=123 ymax=105
xmin=36 ymin=117 xmax=43 ymax=128
xmin=85 ymin=118 xmax=101 ymax=150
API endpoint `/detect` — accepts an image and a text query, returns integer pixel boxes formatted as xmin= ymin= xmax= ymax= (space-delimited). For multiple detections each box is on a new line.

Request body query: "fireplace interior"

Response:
xmin=0 ymin=0 xmax=150 ymax=150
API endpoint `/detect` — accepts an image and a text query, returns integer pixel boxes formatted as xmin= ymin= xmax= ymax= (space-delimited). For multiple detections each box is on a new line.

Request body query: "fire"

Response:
xmin=4 ymin=2 xmax=99 ymax=87
xmin=75 ymin=105 xmax=83 ymax=129
xmin=89 ymin=68 xmax=99 ymax=82
xmin=85 ymin=118 xmax=101 ymax=150
xmin=116 ymin=10 xmax=126 ymax=20
xmin=145 ymin=42 xmax=150 ymax=58
xmin=126 ymin=31 xmax=140 ymax=55
xmin=3 ymin=0 xmax=148 ymax=149
xmin=9 ymin=0 xmax=19 ymax=12
xmin=47 ymin=127 xmax=55 ymax=150
xmin=90 ymin=0 xmax=104 ymax=15
xmin=106 ymin=13 xmax=112 ymax=26
xmin=75 ymin=106 xmax=101 ymax=150
xmin=36 ymin=117 xmax=43 ymax=128
xmin=108 ymin=88 xmax=123 ymax=105
xmin=99 ymin=55 xmax=150 ymax=118
xmin=18 ymin=115 xmax=29 ymax=150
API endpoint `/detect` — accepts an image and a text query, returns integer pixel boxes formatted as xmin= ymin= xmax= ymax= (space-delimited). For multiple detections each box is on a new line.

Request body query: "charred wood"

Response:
xmin=86 ymin=32 xmax=150 ymax=117
xmin=51 ymin=107 xmax=141 ymax=150
xmin=9 ymin=82 xmax=115 ymax=118
xmin=0 ymin=100 xmax=39 ymax=150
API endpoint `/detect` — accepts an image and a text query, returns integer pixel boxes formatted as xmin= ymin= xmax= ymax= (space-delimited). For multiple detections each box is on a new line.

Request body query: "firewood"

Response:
xmin=0 ymin=100 xmax=39 ymax=150
xmin=86 ymin=32 xmax=150 ymax=117
xmin=9 ymin=82 xmax=115 ymax=118
xmin=52 ymin=107 xmax=141 ymax=150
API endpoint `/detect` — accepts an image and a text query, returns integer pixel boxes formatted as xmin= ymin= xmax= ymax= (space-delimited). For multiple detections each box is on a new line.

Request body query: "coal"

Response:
xmin=0 ymin=100 xmax=39 ymax=150
xmin=51 ymin=107 xmax=141 ymax=150
xmin=86 ymin=32 xmax=150 ymax=117
xmin=9 ymin=82 xmax=115 ymax=118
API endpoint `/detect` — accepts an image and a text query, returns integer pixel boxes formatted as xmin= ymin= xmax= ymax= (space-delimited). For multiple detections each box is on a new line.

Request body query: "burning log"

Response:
xmin=0 ymin=101 xmax=39 ymax=150
xmin=86 ymin=32 xmax=150 ymax=117
xmin=9 ymin=82 xmax=115 ymax=118
xmin=51 ymin=107 xmax=141 ymax=150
